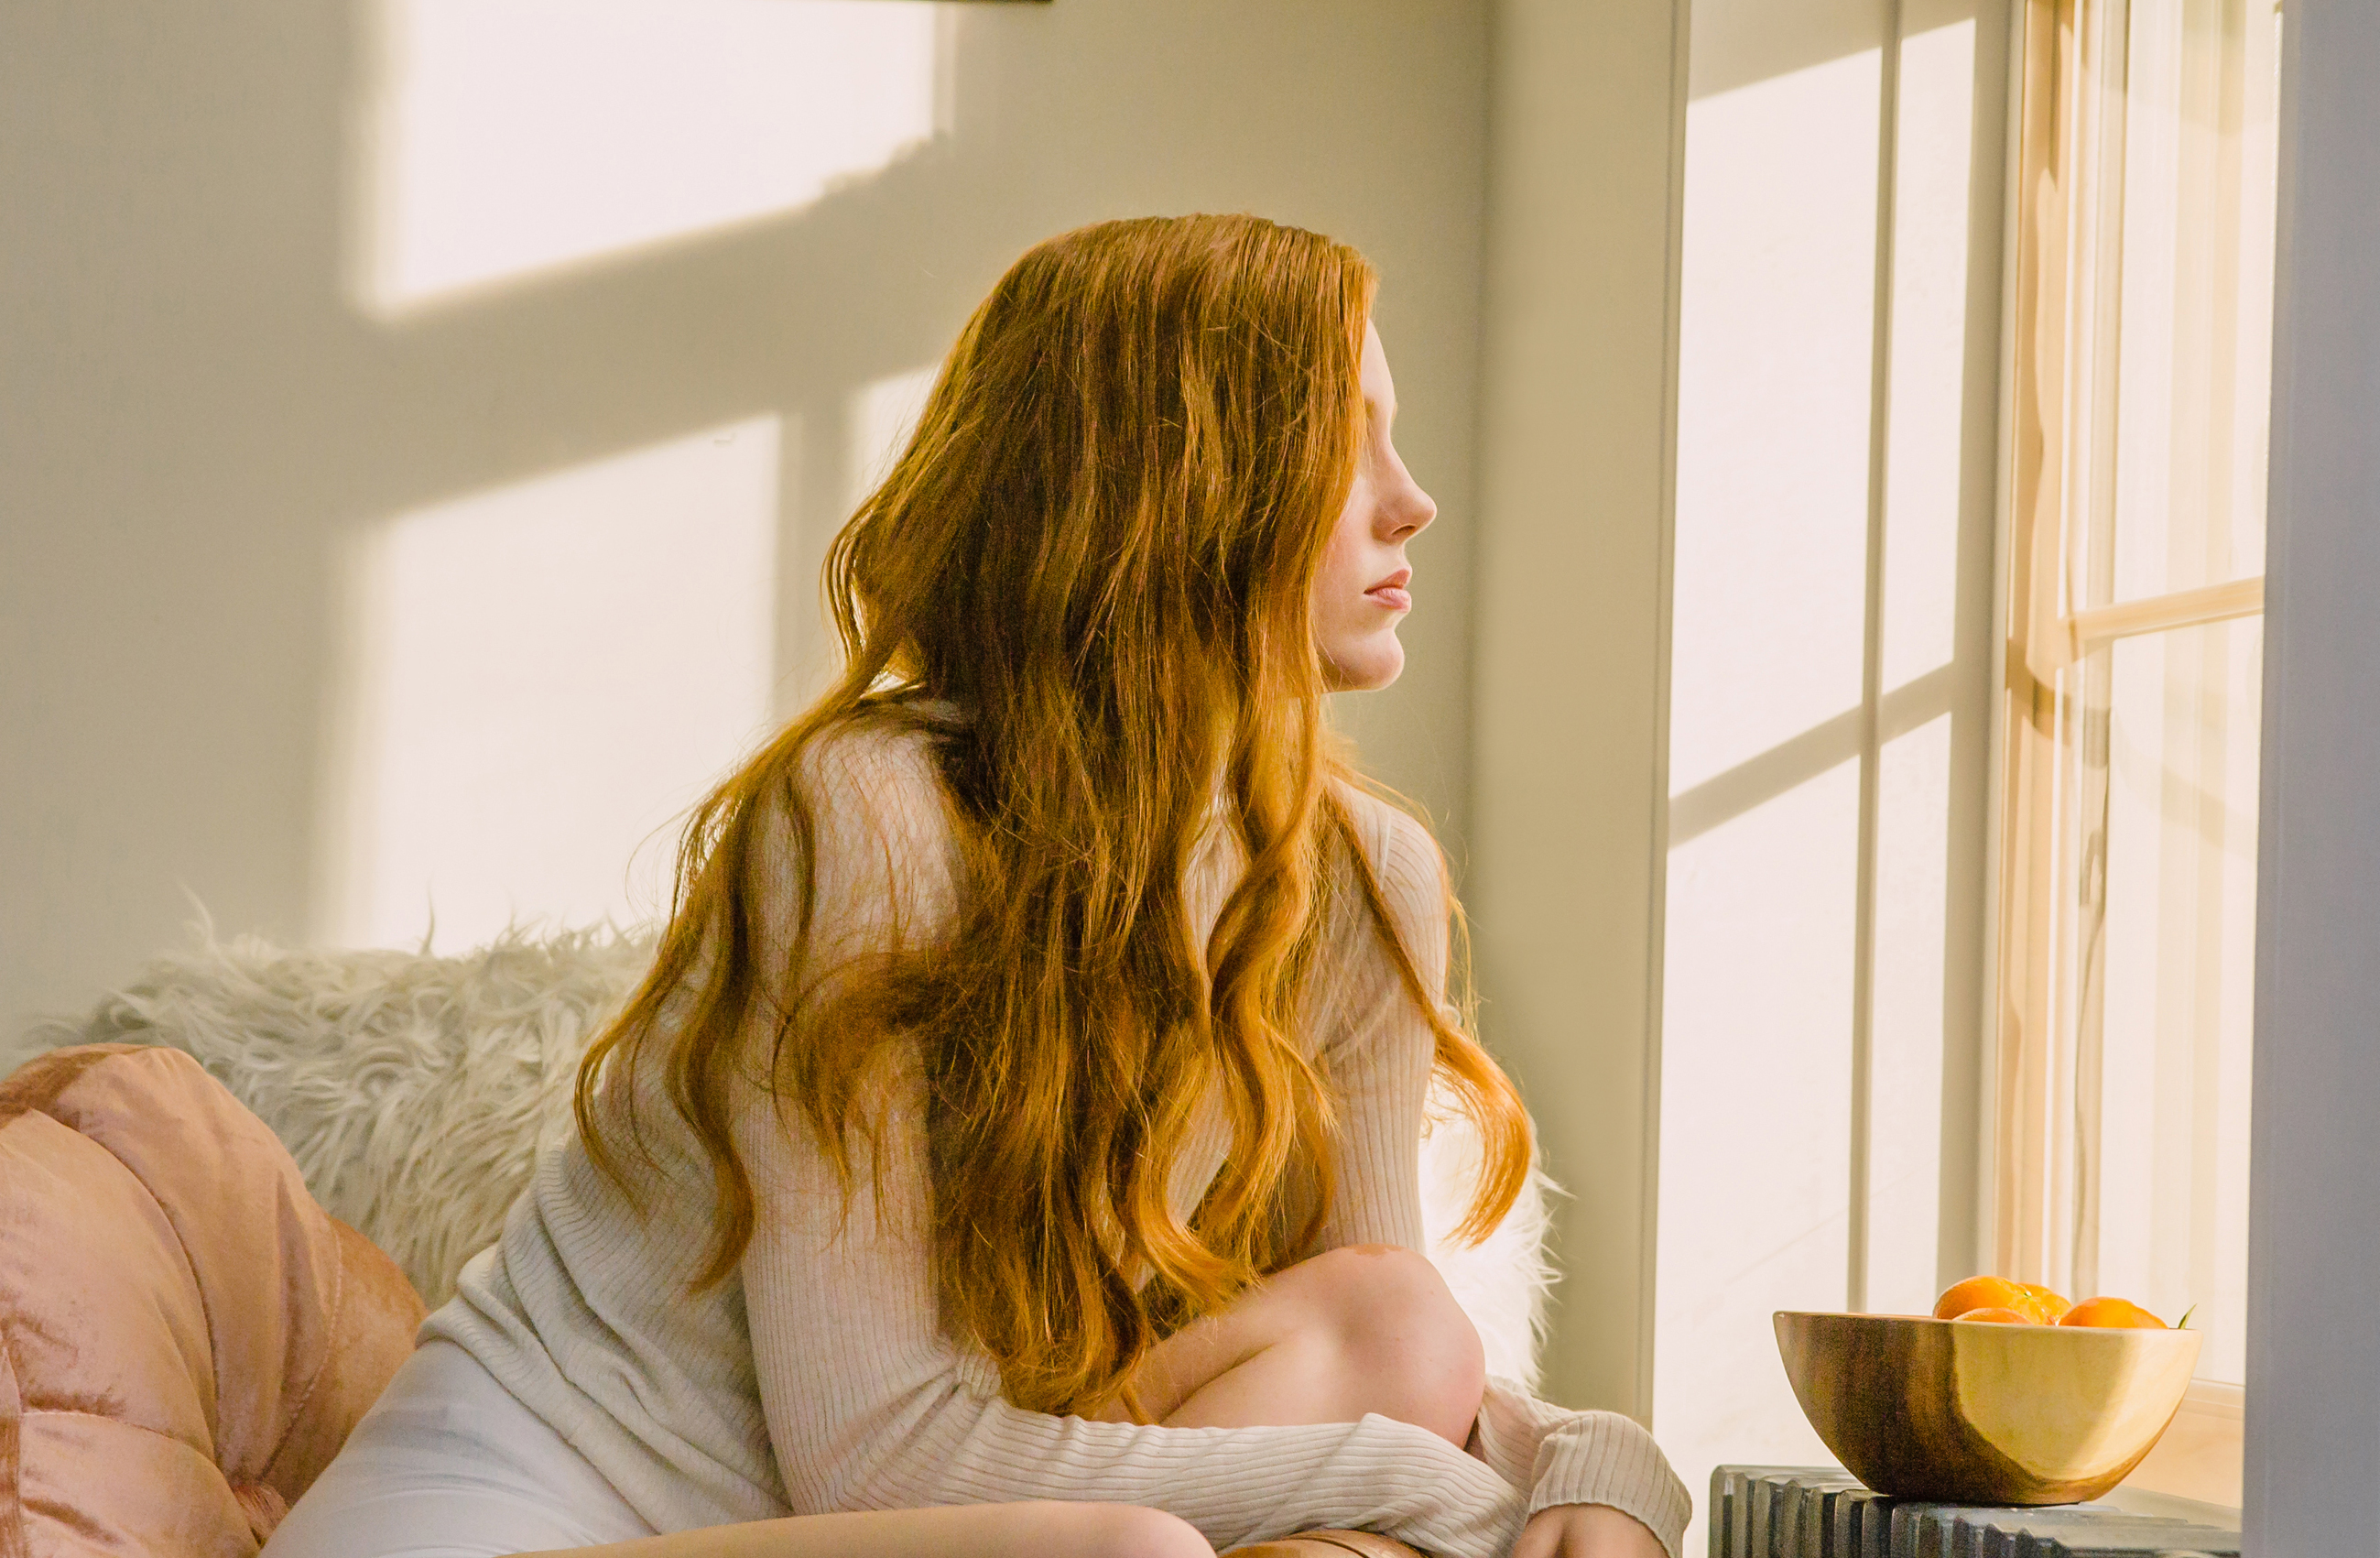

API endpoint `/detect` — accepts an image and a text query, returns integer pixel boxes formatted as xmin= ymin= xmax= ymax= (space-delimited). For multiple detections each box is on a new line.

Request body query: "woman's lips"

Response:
xmin=1364 ymin=585 xmax=1413 ymax=612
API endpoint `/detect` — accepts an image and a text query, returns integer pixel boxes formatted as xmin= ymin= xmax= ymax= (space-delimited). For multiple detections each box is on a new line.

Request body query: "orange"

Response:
xmin=1932 ymin=1276 xmax=2047 ymax=1324
xmin=1951 ymin=1306 xmax=2033 ymax=1324
xmin=2059 ymin=1296 xmax=2168 ymax=1329
xmin=2019 ymin=1282 xmax=2073 ymax=1323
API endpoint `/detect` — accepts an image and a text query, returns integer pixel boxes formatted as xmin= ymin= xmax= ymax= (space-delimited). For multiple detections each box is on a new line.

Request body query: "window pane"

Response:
xmin=1998 ymin=0 xmax=2279 ymax=1443
xmin=2101 ymin=0 xmax=2282 ymax=605
xmin=2085 ymin=616 xmax=2261 ymax=1384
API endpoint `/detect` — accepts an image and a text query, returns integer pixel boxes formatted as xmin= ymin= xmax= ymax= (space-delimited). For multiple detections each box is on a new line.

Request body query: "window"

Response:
xmin=1994 ymin=0 xmax=2281 ymax=1505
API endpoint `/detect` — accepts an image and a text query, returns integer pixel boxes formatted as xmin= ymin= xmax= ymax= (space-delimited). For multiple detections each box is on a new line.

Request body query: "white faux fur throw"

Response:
xmin=26 ymin=924 xmax=1555 ymax=1387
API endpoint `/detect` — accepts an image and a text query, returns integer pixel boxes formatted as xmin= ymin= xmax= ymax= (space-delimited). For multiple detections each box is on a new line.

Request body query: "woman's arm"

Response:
xmin=734 ymin=1060 xmax=1529 ymax=1558
xmin=1314 ymin=797 xmax=1692 ymax=1558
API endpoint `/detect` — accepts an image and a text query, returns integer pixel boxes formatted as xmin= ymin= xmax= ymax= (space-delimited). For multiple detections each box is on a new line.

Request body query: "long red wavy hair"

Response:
xmin=576 ymin=213 xmax=1529 ymax=1416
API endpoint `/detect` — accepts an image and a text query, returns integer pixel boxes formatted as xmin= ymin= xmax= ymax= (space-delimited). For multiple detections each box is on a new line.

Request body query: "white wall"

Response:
xmin=2241 ymin=0 xmax=2380 ymax=1549
xmin=0 ymin=0 xmax=1490 ymax=1033
xmin=1471 ymin=0 xmax=1688 ymax=1428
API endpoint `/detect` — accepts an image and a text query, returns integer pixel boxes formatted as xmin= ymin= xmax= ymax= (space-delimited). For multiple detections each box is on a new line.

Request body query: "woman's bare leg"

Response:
xmin=1093 ymin=1244 xmax=1486 ymax=1447
xmin=522 ymin=1501 xmax=1211 ymax=1558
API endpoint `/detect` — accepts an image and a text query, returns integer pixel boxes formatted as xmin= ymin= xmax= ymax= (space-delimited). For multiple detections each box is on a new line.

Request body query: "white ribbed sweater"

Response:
xmin=426 ymin=724 xmax=1690 ymax=1557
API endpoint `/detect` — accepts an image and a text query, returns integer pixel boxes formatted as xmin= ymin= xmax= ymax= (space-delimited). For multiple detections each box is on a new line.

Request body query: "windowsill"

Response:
xmin=2101 ymin=1482 xmax=2243 ymax=1530
xmin=2118 ymin=1380 xmax=2245 ymax=1509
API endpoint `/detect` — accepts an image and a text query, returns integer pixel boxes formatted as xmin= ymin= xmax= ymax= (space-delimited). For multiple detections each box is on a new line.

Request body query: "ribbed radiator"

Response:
xmin=1709 ymin=1466 xmax=2241 ymax=1557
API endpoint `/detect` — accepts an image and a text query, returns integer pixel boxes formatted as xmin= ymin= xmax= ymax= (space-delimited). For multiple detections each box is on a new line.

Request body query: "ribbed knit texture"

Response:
xmin=426 ymin=725 xmax=1690 ymax=1557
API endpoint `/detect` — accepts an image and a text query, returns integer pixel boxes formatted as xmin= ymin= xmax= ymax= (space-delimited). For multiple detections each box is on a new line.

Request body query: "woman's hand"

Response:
xmin=1510 ymin=1503 xmax=1666 ymax=1558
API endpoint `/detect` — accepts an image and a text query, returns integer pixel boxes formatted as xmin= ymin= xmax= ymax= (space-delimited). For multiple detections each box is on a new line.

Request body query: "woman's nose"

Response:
xmin=1388 ymin=473 xmax=1437 ymax=539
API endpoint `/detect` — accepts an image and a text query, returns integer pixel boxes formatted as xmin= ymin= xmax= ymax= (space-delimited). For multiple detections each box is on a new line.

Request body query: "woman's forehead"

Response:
xmin=1361 ymin=322 xmax=1396 ymax=413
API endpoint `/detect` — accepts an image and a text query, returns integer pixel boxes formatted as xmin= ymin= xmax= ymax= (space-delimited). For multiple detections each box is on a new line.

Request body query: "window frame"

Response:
xmin=1989 ymin=0 xmax=2279 ymax=1508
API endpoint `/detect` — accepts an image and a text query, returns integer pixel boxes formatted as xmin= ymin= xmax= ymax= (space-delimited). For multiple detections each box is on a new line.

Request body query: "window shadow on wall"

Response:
xmin=3 ymin=0 xmax=1493 ymax=1012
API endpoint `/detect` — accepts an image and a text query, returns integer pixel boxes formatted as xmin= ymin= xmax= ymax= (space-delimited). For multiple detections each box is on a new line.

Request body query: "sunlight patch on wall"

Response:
xmin=1863 ymin=713 xmax=1954 ymax=1312
xmin=356 ymin=0 xmax=940 ymax=317
xmin=1657 ymin=21 xmax=1886 ymax=1545
xmin=1666 ymin=46 xmax=1882 ymax=797
xmin=1654 ymin=760 xmax=1861 ymax=1504
xmin=1881 ymin=19 xmax=1977 ymax=692
xmin=851 ymin=365 xmax=940 ymax=505
xmin=317 ymin=417 xmax=781 ymax=952
xmin=1652 ymin=9 xmax=1994 ymax=1542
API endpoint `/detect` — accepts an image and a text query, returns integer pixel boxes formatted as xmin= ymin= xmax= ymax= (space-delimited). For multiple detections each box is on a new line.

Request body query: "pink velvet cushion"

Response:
xmin=0 ymin=1044 xmax=425 ymax=1555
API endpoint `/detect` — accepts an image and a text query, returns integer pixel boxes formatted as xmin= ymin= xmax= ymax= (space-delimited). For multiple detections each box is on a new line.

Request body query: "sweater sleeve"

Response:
xmin=732 ymin=734 xmax=1533 ymax=1558
xmin=1326 ymin=796 xmax=1694 ymax=1558
xmin=736 ymin=1061 xmax=1536 ymax=1558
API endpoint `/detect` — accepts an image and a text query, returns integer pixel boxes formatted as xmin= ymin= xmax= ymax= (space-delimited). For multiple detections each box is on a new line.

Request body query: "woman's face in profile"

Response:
xmin=1311 ymin=321 xmax=1438 ymax=692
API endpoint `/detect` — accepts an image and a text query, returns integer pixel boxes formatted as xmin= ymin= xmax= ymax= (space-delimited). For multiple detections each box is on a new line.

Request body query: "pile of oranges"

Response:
xmin=1931 ymin=1275 xmax=2173 ymax=1329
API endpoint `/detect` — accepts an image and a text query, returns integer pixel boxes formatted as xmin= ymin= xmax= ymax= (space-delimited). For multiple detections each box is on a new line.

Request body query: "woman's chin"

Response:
xmin=1322 ymin=638 xmax=1405 ymax=692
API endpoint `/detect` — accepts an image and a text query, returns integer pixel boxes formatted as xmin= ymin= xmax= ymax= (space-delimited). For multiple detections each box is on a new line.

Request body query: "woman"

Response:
xmin=266 ymin=215 xmax=1688 ymax=1558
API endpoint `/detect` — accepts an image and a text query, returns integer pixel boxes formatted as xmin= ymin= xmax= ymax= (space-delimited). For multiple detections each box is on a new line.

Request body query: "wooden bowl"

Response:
xmin=1774 ymin=1311 xmax=2201 ymax=1505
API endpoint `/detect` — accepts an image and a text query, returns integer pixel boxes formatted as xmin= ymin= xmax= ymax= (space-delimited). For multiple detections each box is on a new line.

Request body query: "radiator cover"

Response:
xmin=1710 ymin=1466 xmax=2241 ymax=1557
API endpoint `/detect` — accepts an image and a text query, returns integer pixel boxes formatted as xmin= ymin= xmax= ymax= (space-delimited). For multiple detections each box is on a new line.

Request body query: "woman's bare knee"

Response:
xmin=1122 ymin=1247 xmax=1483 ymax=1443
xmin=1274 ymin=1245 xmax=1486 ymax=1445
xmin=1043 ymin=1502 xmax=1214 ymax=1558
